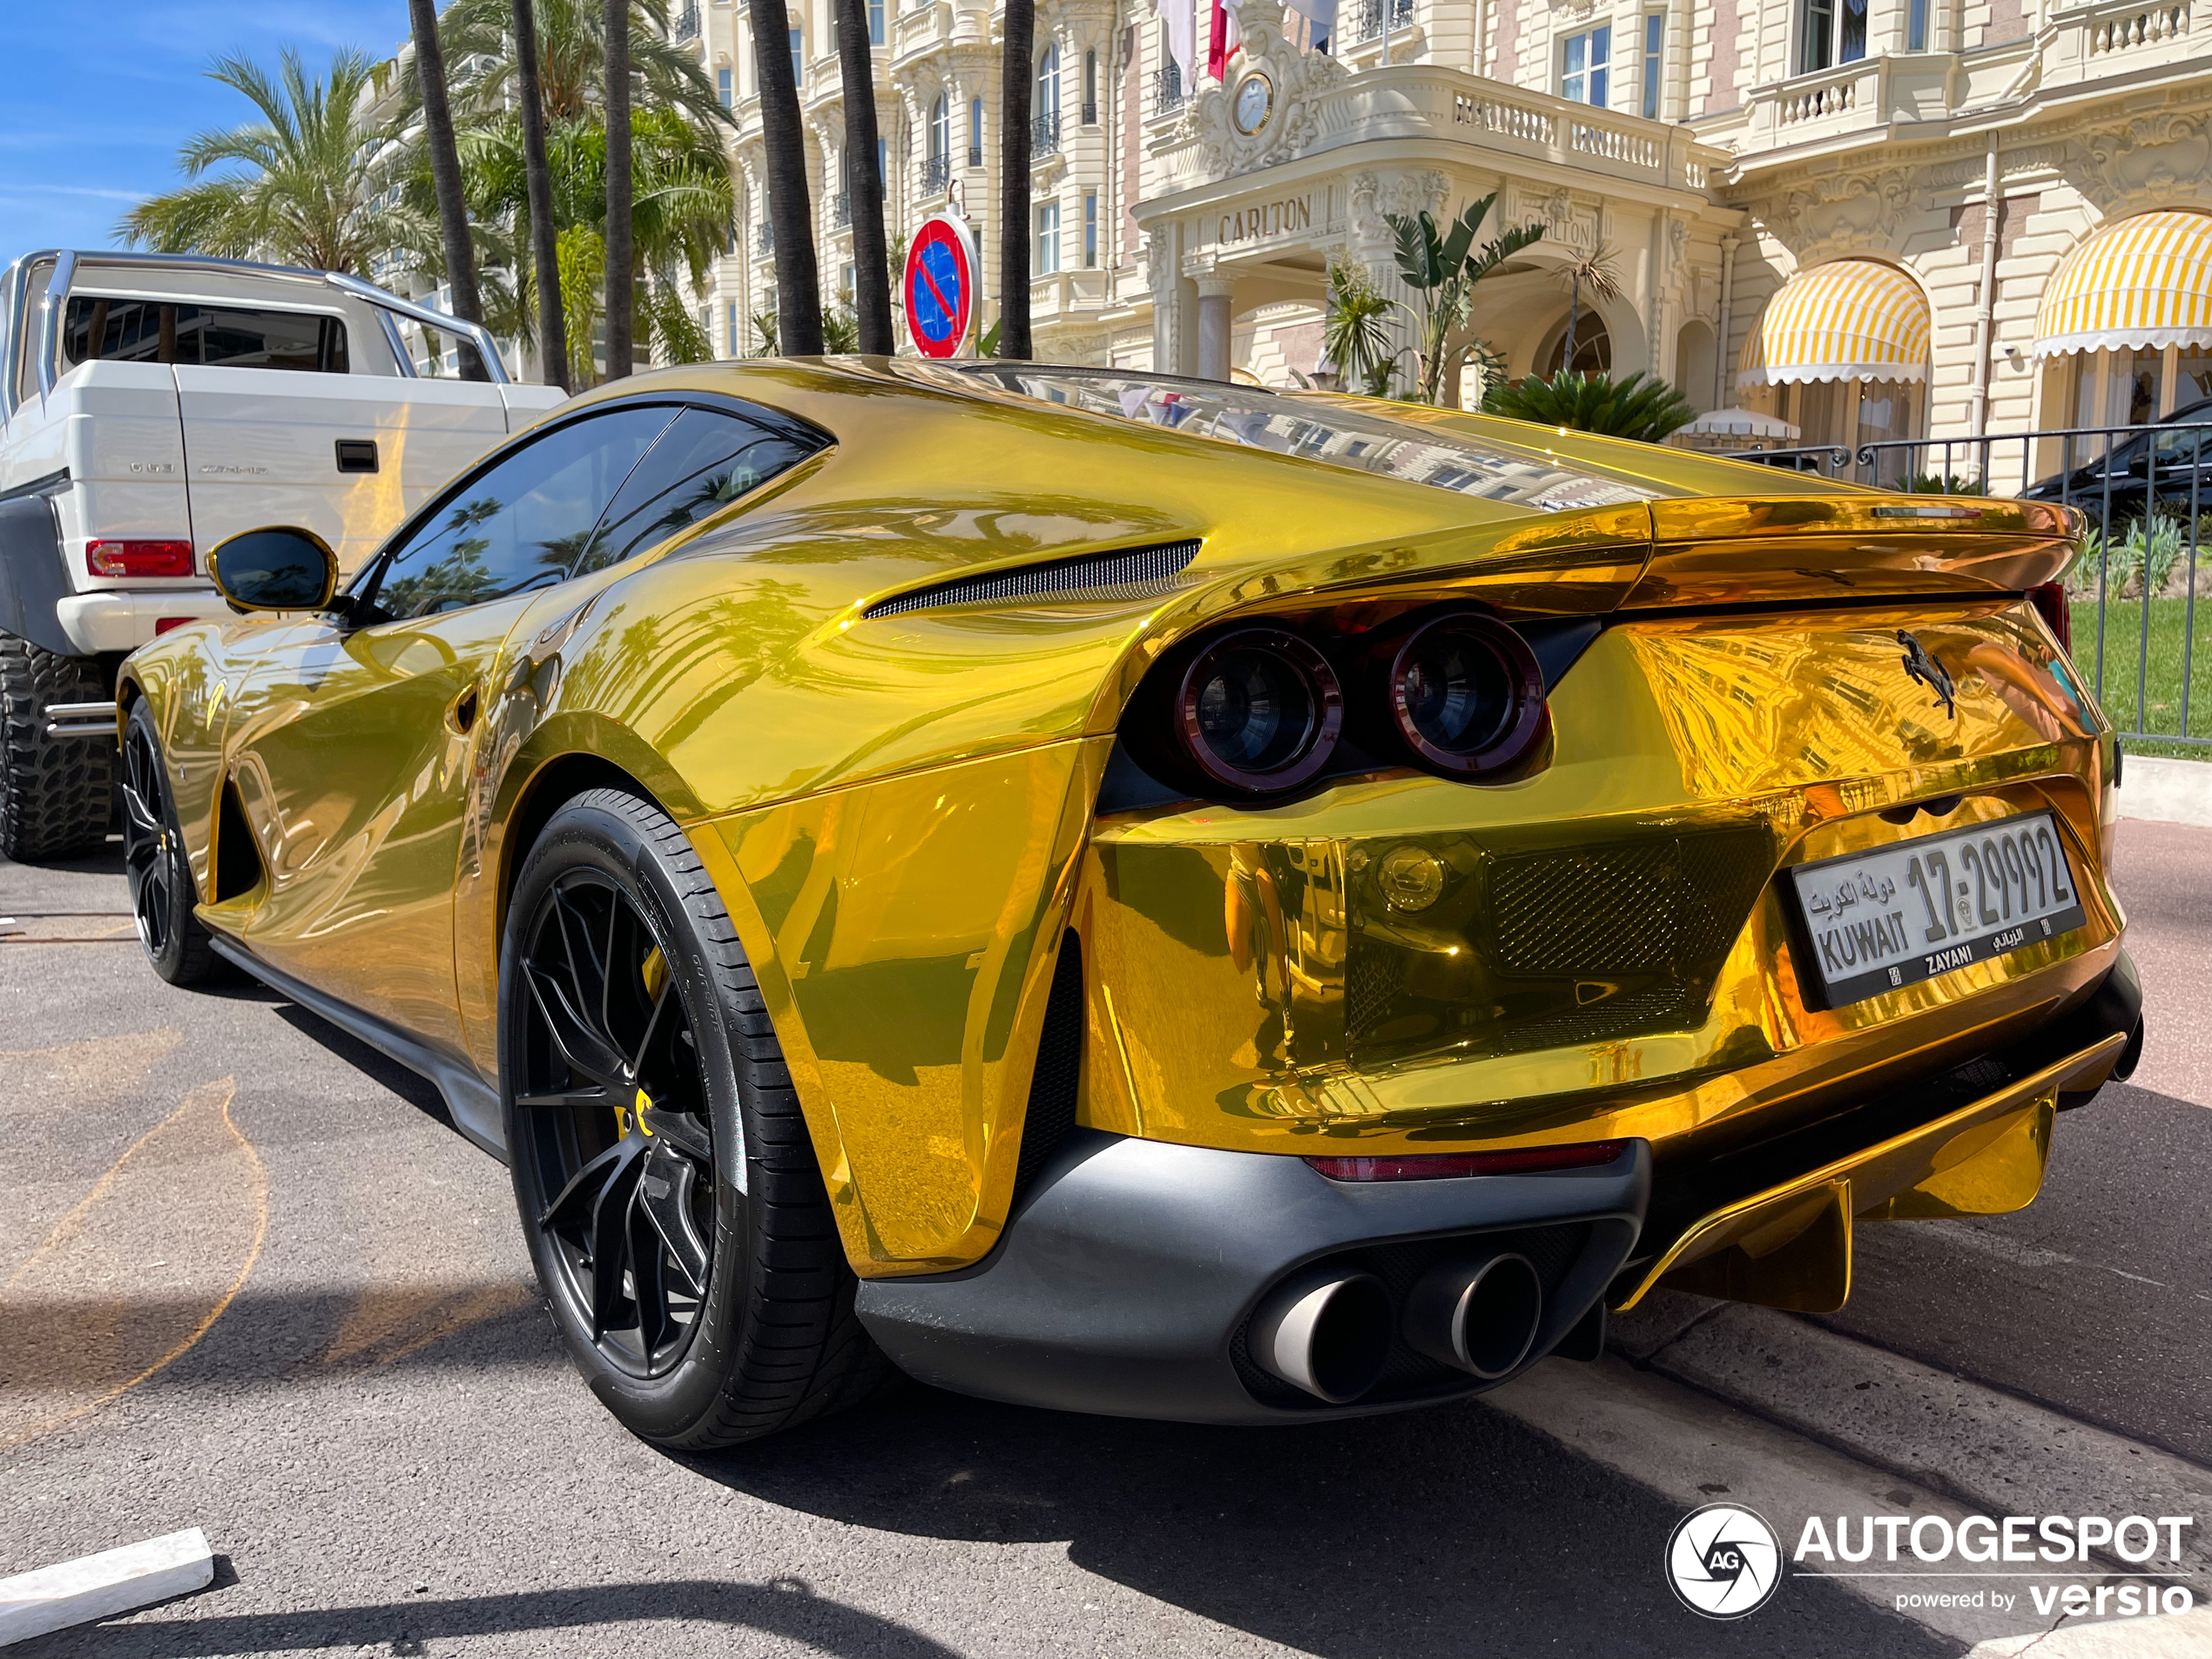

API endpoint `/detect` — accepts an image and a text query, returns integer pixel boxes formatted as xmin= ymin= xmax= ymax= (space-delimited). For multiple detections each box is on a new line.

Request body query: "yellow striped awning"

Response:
xmin=2034 ymin=210 xmax=2212 ymax=357
xmin=1737 ymin=260 xmax=1931 ymax=388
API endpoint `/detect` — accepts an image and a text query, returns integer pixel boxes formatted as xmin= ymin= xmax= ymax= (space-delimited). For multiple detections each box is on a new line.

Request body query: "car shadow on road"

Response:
xmin=266 ymin=1003 xmax=454 ymax=1127
xmin=672 ymin=1381 xmax=1948 ymax=1659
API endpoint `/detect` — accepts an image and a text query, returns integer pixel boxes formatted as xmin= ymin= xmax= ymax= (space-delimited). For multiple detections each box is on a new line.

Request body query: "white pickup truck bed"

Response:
xmin=0 ymin=249 xmax=566 ymax=857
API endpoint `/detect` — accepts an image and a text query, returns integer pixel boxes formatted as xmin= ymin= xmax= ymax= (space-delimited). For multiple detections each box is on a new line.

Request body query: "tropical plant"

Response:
xmin=1903 ymin=473 xmax=1990 ymax=495
xmin=1322 ymin=262 xmax=1398 ymax=398
xmin=1482 ymin=370 xmax=1696 ymax=443
xmin=407 ymin=0 xmax=484 ymax=359
xmin=745 ymin=0 xmax=822 ymax=352
xmin=751 ymin=307 xmax=780 ymax=355
xmin=1384 ymin=193 xmax=1544 ymax=405
xmin=117 ymin=48 xmax=409 ymax=275
xmin=998 ymin=0 xmax=1035 ymax=359
xmin=435 ymin=0 xmax=726 ymax=127
xmin=820 ymin=303 xmax=861 ymax=354
xmin=1459 ymin=337 xmax=1507 ymax=409
xmin=511 ymin=0 xmax=570 ymax=390
xmin=1554 ymin=240 xmax=1622 ymax=373
xmin=604 ymin=0 xmax=635 ymax=378
xmin=836 ymin=0 xmax=893 ymax=353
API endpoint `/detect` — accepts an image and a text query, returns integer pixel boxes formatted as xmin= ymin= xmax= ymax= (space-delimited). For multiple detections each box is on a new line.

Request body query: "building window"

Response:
xmin=726 ymin=302 xmax=738 ymax=356
xmin=1037 ymin=44 xmax=1060 ymax=118
xmin=1641 ymin=13 xmax=1663 ymax=118
xmin=1561 ymin=26 xmax=1609 ymax=106
xmin=1036 ymin=199 xmax=1061 ymax=275
xmin=1906 ymin=0 xmax=1928 ymax=48
xmin=1083 ymin=192 xmax=1097 ymax=266
xmin=868 ymin=0 xmax=885 ymax=45
xmin=968 ymin=97 xmax=984 ymax=167
xmin=718 ymin=66 xmax=734 ymax=107
xmin=1798 ymin=0 xmax=1867 ymax=72
xmin=1082 ymin=47 xmax=1098 ymax=124
xmin=790 ymin=27 xmax=803 ymax=85
xmin=930 ymin=92 xmax=948 ymax=158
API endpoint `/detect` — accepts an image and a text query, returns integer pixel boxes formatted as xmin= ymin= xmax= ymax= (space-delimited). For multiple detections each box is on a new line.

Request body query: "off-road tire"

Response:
xmin=0 ymin=631 xmax=112 ymax=861
xmin=503 ymin=787 xmax=893 ymax=1448
xmin=122 ymin=699 xmax=226 ymax=985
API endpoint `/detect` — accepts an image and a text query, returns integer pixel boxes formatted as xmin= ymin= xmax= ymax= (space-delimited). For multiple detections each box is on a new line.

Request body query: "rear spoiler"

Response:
xmin=1626 ymin=496 xmax=2080 ymax=609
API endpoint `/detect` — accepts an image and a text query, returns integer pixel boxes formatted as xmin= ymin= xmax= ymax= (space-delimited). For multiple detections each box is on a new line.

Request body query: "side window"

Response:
xmin=571 ymin=408 xmax=820 ymax=577
xmin=368 ymin=407 xmax=677 ymax=619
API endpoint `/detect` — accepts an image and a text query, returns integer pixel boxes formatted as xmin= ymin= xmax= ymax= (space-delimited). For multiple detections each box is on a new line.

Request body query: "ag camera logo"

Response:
xmin=1666 ymin=1503 xmax=1783 ymax=1619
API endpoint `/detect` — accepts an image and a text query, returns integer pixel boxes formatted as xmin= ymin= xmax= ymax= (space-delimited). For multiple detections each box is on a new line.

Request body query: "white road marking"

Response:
xmin=0 ymin=1527 xmax=213 ymax=1647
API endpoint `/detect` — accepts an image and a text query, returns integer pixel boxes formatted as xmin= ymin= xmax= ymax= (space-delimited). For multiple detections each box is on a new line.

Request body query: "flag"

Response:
xmin=1208 ymin=0 xmax=1241 ymax=78
xmin=1158 ymin=0 xmax=1195 ymax=86
xmin=1283 ymin=0 xmax=1337 ymax=41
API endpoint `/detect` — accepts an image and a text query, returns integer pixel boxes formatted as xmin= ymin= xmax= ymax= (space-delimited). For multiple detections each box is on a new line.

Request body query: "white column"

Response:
xmin=1197 ymin=272 xmax=1235 ymax=381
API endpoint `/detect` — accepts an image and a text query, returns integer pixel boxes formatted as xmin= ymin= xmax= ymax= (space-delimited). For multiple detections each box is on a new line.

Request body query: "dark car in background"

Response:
xmin=2024 ymin=397 xmax=2212 ymax=520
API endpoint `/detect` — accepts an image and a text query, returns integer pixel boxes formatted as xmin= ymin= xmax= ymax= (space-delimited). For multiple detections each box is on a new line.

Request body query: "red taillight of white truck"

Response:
xmin=87 ymin=540 xmax=195 ymax=577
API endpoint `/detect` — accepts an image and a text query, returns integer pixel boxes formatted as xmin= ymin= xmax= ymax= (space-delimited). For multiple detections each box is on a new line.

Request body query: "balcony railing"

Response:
xmin=1153 ymin=64 xmax=1185 ymax=115
xmin=833 ymin=192 xmax=851 ymax=227
xmin=754 ymin=221 xmax=773 ymax=256
xmin=1031 ymin=110 xmax=1062 ymax=154
xmin=1354 ymin=0 xmax=1415 ymax=40
xmin=1737 ymin=420 xmax=2212 ymax=752
xmin=675 ymin=3 xmax=700 ymax=40
xmin=1081 ymin=100 xmax=1099 ymax=125
xmin=967 ymin=144 xmax=983 ymax=168
xmin=921 ymin=153 xmax=951 ymax=194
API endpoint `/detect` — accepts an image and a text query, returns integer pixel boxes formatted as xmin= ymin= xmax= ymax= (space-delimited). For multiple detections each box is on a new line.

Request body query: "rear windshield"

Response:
xmin=956 ymin=364 xmax=1657 ymax=513
xmin=64 ymin=296 xmax=349 ymax=374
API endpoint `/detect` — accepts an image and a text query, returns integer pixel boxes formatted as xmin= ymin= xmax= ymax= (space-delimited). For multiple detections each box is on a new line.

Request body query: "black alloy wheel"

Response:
xmin=502 ymin=789 xmax=889 ymax=1447
xmin=121 ymin=701 xmax=222 ymax=985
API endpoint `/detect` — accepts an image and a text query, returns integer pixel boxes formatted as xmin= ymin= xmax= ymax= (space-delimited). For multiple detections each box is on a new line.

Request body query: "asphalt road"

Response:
xmin=2 ymin=816 xmax=2206 ymax=1658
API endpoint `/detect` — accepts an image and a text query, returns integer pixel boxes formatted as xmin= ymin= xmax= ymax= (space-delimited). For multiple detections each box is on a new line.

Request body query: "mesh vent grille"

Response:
xmin=1011 ymin=933 xmax=1084 ymax=1206
xmin=1490 ymin=826 xmax=1772 ymax=978
xmin=864 ymin=541 xmax=1199 ymax=618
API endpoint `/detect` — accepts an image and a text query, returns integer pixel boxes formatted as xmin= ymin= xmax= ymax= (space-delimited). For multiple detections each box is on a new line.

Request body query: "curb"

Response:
xmin=2121 ymin=755 xmax=2212 ymax=829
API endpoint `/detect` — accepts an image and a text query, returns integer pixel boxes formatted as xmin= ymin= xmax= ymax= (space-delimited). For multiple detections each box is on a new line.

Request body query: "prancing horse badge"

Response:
xmin=1896 ymin=630 xmax=1957 ymax=719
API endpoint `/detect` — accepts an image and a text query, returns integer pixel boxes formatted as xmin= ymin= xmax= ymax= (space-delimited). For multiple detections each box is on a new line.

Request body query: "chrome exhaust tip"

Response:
xmin=1247 ymin=1270 xmax=1393 ymax=1404
xmin=1405 ymin=1251 xmax=1544 ymax=1380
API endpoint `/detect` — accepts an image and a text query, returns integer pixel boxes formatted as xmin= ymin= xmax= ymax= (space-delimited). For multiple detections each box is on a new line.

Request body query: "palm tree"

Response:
xmin=604 ymin=0 xmax=634 ymax=377
xmin=835 ymin=0 xmax=892 ymax=353
xmin=408 ymin=0 xmax=486 ymax=377
xmin=998 ymin=0 xmax=1034 ymax=358
xmin=513 ymin=0 xmax=571 ymax=389
xmin=117 ymin=48 xmax=407 ymax=275
xmin=1386 ymin=193 xmax=1544 ymax=405
xmin=747 ymin=0 xmax=822 ymax=353
xmin=1322 ymin=262 xmax=1399 ymax=397
xmin=1555 ymin=240 xmax=1623 ymax=373
xmin=438 ymin=0 xmax=725 ymax=127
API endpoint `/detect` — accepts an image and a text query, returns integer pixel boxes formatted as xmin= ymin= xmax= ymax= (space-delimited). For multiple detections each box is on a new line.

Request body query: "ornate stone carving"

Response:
xmin=1187 ymin=0 xmax=1348 ymax=179
xmin=2085 ymin=113 xmax=2212 ymax=210
xmin=1773 ymin=166 xmax=1915 ymax=257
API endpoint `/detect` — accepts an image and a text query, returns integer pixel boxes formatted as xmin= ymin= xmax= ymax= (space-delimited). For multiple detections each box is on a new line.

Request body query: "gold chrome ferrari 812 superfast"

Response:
xmin=117 ymin=359 xmax=2141 ymax=1445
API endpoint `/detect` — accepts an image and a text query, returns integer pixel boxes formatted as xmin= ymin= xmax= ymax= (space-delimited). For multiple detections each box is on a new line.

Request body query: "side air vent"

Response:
xmin=1009 ymin=933 xmax=1085 ymax=1208
xmin=212 ymin=776 xmax=266 ymax=903
xmin=863 ymin=541 xmax=1199 ymax=619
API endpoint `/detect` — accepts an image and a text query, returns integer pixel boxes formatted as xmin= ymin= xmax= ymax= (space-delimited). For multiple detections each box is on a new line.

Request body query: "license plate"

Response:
xmin=1786 ymin=810 xmax=2087 ymax=1008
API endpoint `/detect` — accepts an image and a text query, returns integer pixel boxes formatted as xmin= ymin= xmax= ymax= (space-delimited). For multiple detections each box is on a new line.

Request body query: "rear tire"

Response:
xmin=502 ymin=787 xmax=891 ymax=1448
xmin=0 ymin=631 xmax=112 ymax=861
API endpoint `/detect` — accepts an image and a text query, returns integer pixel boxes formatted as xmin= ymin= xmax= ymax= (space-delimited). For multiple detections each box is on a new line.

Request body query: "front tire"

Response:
xmin=502 ymin=788 xmax=888 ymax=1448
xmin=0 ymin=631 xmax=112 ymax=861
xmin=121 ymin=701 xmax=225 ymax=985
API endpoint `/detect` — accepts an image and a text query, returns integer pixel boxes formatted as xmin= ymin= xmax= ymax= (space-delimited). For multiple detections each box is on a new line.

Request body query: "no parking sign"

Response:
xmin=904 ymin=214 xmax=979 ymax=359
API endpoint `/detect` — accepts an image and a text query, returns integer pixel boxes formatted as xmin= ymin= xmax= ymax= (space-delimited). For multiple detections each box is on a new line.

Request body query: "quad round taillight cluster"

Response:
xmin=1130 ymin=608 xmax=1550 ymax=799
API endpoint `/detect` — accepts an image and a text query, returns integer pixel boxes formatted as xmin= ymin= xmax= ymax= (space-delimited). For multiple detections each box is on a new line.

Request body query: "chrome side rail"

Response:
xmin=44 ymin=699 xmax=119 ymax=740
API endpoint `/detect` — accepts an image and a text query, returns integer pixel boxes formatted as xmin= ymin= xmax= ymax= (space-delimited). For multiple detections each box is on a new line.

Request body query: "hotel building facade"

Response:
xmin=676 ymin=0 xmax=2212 ymax=454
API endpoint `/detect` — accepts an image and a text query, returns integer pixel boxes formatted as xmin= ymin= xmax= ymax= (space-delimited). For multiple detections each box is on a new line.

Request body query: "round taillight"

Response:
xmin=1170 ymin=628 xmax=1342 ymax=795
xmin=1380 ymin=611 xmax=1548 ymax=777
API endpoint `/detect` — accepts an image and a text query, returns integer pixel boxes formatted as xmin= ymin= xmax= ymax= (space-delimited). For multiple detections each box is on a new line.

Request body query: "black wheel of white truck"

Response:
xmin=0 ymin=631 xmax=113 ymax=861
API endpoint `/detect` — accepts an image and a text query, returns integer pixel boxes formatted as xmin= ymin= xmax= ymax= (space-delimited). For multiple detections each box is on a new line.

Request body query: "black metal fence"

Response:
xmin=1740 ymin=421 xmax=2212 ymax=753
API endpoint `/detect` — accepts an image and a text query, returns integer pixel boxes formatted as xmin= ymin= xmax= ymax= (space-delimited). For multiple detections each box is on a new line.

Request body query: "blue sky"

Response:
xmin=0 ymin=1 xmax=413 ymax=257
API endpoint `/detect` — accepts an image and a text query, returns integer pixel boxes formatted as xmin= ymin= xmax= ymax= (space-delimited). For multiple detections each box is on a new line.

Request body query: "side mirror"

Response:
xmin=208 ymin=527 xmax=339 ymax=613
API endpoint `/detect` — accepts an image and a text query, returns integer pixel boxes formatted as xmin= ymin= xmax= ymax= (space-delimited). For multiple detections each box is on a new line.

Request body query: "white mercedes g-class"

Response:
xmin=0 ymin=249 xmax=565 ymax=859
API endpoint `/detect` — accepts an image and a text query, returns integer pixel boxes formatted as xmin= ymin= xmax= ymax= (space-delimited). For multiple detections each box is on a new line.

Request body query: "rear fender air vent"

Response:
xmin=1009 ymin=933 xmax=1084 ymax=1208
xmin=863 ymin=540 xmax=1199 ymax=619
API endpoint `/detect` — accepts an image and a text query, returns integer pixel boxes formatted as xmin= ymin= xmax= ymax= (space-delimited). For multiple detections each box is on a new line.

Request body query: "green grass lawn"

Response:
xmin=2067 ymin=597 xmax=2212 ymax=759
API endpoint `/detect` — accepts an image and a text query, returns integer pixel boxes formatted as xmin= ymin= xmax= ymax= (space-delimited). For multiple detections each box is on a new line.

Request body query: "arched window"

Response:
xmin=968 ymin=96 xmax=983 ymax=168
xmin=1036 ymin=44 xmax=1060 ymax=119
xmin=1082 ymin=48 xmax=1098 ymax=124
xmin=929 ymin=91 xmax=948 ymax=160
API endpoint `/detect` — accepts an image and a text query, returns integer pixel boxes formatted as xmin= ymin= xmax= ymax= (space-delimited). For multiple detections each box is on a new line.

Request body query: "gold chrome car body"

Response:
xmin=118 ymin=359 xmax=2126 ymax=1333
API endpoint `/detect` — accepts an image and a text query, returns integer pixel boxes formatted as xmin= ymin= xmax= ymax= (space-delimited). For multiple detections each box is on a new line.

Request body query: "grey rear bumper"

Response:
xmin=853 ymin=1130 xmax=1648 ymax=1425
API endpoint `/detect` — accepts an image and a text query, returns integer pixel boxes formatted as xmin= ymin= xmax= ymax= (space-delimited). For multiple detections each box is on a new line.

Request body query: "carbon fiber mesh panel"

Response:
xmin=864 ymin=540 xmax=1200 ymax=618
xmin=1489 ymin=826 xmax=1773 ymax=978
